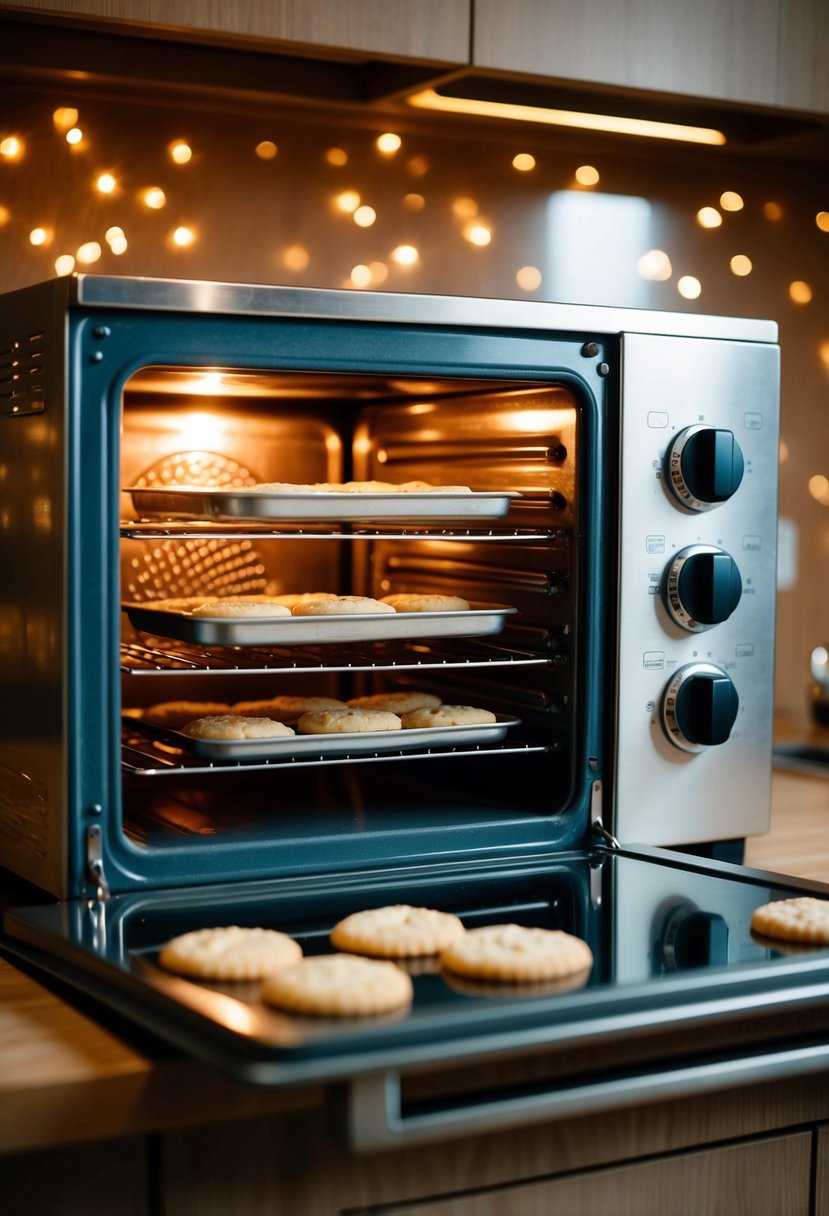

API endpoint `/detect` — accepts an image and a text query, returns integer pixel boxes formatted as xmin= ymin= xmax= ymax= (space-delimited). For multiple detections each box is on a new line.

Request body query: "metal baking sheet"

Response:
xmin=121 ymin=602 xmax=517 ymax=647
xmin=125 ymin=486 xmax=519 ymax=523
xmin=128 ymin=713 xmax=521 ymax=762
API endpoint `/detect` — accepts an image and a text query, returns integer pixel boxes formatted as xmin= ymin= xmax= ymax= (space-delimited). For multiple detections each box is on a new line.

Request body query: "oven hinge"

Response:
xmin=590 ymin=780 xmax=621 ymax=850
xmin=85 ymin=824 xmax=111 ymax=901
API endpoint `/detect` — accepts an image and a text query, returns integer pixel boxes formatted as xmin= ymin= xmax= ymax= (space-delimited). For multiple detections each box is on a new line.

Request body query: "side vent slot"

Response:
xmin=0 ymin=330 xmax=48 ymax=415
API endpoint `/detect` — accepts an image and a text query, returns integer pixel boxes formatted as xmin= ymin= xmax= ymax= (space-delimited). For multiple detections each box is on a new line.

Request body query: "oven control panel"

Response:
xmin=614 ymin=331 xmax=779 ymax=847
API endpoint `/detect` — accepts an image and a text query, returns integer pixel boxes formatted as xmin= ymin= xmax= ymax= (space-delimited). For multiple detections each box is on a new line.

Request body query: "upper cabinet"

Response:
xmin=0 ymin=0 xmax=472 ymax=63
xmin=472 ymin=0 xmax=829 ymax=116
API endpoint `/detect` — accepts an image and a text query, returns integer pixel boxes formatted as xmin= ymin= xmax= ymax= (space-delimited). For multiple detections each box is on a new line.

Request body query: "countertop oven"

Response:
xmin=1 ymin=275 xmax=827 ymax=1150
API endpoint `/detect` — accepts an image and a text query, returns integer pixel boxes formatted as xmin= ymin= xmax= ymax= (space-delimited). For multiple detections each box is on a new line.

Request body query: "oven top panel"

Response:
xmin=67 ymin=274 xmax=778 ymax=343
xmin=4 ymin=850 xmax=828 ymax=1086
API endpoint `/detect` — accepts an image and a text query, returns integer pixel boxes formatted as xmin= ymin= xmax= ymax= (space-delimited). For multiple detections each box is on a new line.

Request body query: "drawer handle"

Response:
xmin=346 ymin=1041 xmax=829 ymax=1152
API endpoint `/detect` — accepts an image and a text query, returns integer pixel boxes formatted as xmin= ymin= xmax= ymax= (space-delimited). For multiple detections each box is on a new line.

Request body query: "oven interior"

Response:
xmin=116 ymin=365 xmax=601 ymax=880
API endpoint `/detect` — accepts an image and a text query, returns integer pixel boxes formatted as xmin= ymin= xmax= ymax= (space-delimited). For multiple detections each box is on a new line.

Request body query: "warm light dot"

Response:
xmin=512 ymin=153 xmax=536 ymax=171
xmin=54 ymin=254 xmax=75 ymax=276
xmin=452 ymin=197 xmax=478 ymax=219
xmin=779 ymin=439 xmax=789 ymax=463
xmin=462 ymin=221 xmax=492 ymax=247
xmin=403 ymin=193 xmax=425 ymax=212
xmin=730 ymin=254 xmax=753 ymax=276
xmin=335 ymin=190 xmax=360 ymax=214
xmin=96 ymin=173 xmax=116 ymax=194
xmin=353 ymin=205 xmax=376 ymax=228
xmin=391 ymin=244 xmax=419 ymax=266
xmin=29 ymin=227 xmax=51 ymax=247
xmin=105 ymin=226 xmax=124 ymax=242
xmin=516 ymin=266 xmax=542 ymax=291
xmin=816 ymin=212 xmax=829 ymax=233
xmin=0 ymin=205 xmax=9 ymax=226
xmin=376 ymin=132 xmax=401 ymax=154
xmin=789 ymin=280 xmax=812 ymax=304
xmin=170 ymin=142 xmax=192 ymax=165
xmin=65 ymin=127 xmax=83 ymax=146
xmin=368 ymin=261 xmax=389 ymax=285
xmin=171 ymin=226 xmax=194 ymax=247
xmin=677 ymin=275 xmax=702 ymax=299
xmin=763 ymin=201 xmax=783 ymax=221
xmin=808 ymin=474 xmax=829 ymax=504
xmin=255 ymin=140 xmax=277 ymax=160
xmin=283 ymin=244 xmax=310 ymax=271
xmin=819 ymin=340 xmax=829 ymax=374
xmin=720 ymin=191 xmax=744 ymax=211
xmin=575 ymin=164 xmax=600 ymax=186
xmin=350 ymin=264 xmax=372 ymax=288
xmin=109 ymin=236 xmax=128 ymax=255
xmin=76 ymin=241 xmax=102 ymax=264
xmin=637 ymin=249 xmax=673 ymax=281
xmin=325 ymin=147 xmax=348 ymax=166
xmin=0 ymin=136 xmax=22 ymax=159
xmin=696 ymin=207 xmax=722 ymax=229
xmin=142 ymin=187 xmax=166 ymax=209
xmin=52 ymin=107 xmax=78 ymax=132
xmin=406 ymin=155 xmax=429 ymax=177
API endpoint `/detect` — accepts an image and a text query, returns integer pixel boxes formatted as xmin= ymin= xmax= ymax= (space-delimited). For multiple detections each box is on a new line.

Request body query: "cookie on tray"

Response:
xmin=261 ymin=953 xmax=413 ymax=1016
xmin=380 ymin=593 xmax=470 ymax=613
xmin=191 ymin=599 xmax=291 ymax=618
xmin=440 ymin=924 xmax=593 ymax=983
xmin=330 ymin=904 xmax=465 ymax=958
xmin=346 ymin=692 xmax=441 ymax=715
xmin=144 ymin=700 xmax=232 ymax=729
xmin=397 ymin=481 xmax=472 ymax=493
xmin=750 ymin=897 xmax=829 ymax=944
xmin=291 ymin=595 xmax=395 ymax=616
xmin=232 ymin=695 xmax=347 ymax=722
xmin=400 ymin=705 xmax=496 ymax=729
xmin=268 ymin=592 xmax=338 ymax=609
xmin=159 ymin=925 xmax=302 ymax=981
xmin=297 ymin=708 xmax=401 ymax=734
xmin=181 ymin=714 xmax=295 ymax=740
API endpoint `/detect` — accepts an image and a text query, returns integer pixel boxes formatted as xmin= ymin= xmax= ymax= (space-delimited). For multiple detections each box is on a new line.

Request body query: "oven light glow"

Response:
xmin=282 ymin=244 xmax=310 ymax=271
xmin=54 ymin=254 xmax=75 ymax=275
xmin=65 ymin=127 xmax=84 ymax=146
xmin=96 ymin=172 xmax=117 ymax=194
xmin=462 ymin=221 xmax=492 ymax=246
xmin=763 ymin=202 xmax=783 ymax=221
xmin=808 ymin=474 xmax=829 ymax=505
xmin=406 ymin=155 xmax=429 ymax=177
xmin=29 ymin=227 xmax=52 ymax=247
xmin=350 ymin=264 xmax=372 ymax=288
xmin=369 ymin=261 xmax=388 ymax=284
xmin=407 ymin=89 xmax=727 ymax=145
xmin=189 ymin=374 xmax=225 ymax=395
xmin=637 ymin=249 xmax=673 ymax=281
xmin=174 ymin=409 xmax=229 ymax=449
xmin=391 ymin=244 xmax=419 ymax=266
xmin=335 ymin=190 xmax=361 ymax=214
xmin=53 ymin=107 xmax=78 ymax=131
xmin=516 ymin=265 xmax=542 ymax=291
xmin=353 ymin=205 xmax=376 ymax=228
xmin=0 ymin=205 xmax=9 ymax=226
xmin=142 ymin=187 xmax=166 ymax=209
xmin=677 ymin=275 xmax=702 ymax=299
xmin=403 ymin=193 xmax=425 ymax=212
xmin=255 ymin=140 xmax=277 ymax=160
xmin=512 ymin=153 xmax=536 ymax=172
xmin=76 ymin=241 xmax=102 ymax=264
xmin=730 ymin=254 xmax=752 ymax=277
xmin=376 ymin=132 xmax=401 ymax=154
xmin=452 ymin=197 xmax=478 ymax=219
xmin=0 ymin=136 xmax=22 ymax=159
xmin=696 ymin=207 xmax=722 ymax=229
xmin=325 ymin=147 xmax=347 ymax=166
xmin=170 ymin=141 xmax=192 ymax=164
xmin=789 ymin=280 xmax=813 ymax=304
xmin=720 ymin=191 xmax=744 ymax=211
xmin=819 ymin=340 xmax=829 ymax=375
xmin=575 ymin=165 xmax=600 ymax=187
xmin=817 ymin=212 xmax=829 ymax=233
xmin=172 ymin=226 xmax=195 ymax=247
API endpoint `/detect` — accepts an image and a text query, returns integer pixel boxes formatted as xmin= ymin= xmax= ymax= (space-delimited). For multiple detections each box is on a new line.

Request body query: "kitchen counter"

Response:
xmin=2 ymin=724 xmax=828 ymax=1214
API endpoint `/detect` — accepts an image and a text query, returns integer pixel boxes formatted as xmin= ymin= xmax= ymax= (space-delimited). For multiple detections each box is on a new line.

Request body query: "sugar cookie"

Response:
xmin=750 ymin=897 xmax=829 ymax=944
xmin=261 ymin=953 xmax=413 ymax=1016
xmin=380 ymin=593 xmax=470 ymax=613
xmin=400 ymin=705 xmax=496 ymax=728
xmin=291 ymin=596 xmax=395 ymax=616
xmin=440 ymin=924 xmax=593 ymax=983
xmin=330 ymin=905 xmax=465 ymax=958
xmin=297 ymin=708 xmax=401 ymax=734
xmin=181 ymin=715 xmax=295 ymax=740
xmin=346 ymin=692 xmax=441 ymax=715
xmin=191 ymin=600 xmax=291 ymax=618
xmin=159 ymin=926 xmax=302 ymax=981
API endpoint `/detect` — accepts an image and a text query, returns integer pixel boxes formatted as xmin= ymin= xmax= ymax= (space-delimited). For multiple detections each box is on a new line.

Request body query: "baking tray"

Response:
xmin=121 ymin=602 xmax=517 ymax=647
xmin=125 ymin=486 xmax=520 ymax=523
xmin=127 ymin=713 xmax=521 ymax=761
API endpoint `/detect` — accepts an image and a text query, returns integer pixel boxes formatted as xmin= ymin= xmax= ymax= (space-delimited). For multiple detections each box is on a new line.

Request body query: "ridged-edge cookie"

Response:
xmin=440 ymin=924 xmax=593 ymax=983
xmin=261 ymin=954 xmax=413 ymax=1016
xmin=380 ymin=594 xmax=470 ymax=613
xmin=159 ymin=926 xmax=302 ymax=981
xmin=291 ymin=595 xmax=394 ymax=616
xmin=750 ymin=897 xmax=829 ymax=943
xmin=191 ymin=600 xmax=291 ymax=618
xmin=330 ymin=904 xmax=465 ymax=958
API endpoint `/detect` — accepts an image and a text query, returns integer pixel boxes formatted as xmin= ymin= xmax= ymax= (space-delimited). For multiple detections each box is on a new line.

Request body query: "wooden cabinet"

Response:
xmin=0 ymin=0 xmax=472 ymax=63
xmin=472 ymin=0 xmax=829 ymax=116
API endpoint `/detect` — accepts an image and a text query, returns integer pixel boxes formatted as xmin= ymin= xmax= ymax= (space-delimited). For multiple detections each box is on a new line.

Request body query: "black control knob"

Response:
xmin=665 ymin=425 xmax=744 ymax=511
xmin=661 ymin=662 xmax=739 ymax=752
xmin=663 ymin=544 xmax=743 ymax=632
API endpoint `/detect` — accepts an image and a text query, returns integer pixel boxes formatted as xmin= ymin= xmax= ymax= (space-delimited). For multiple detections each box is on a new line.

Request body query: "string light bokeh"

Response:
xmin=0 ymin=85 xmax=827 ymax=709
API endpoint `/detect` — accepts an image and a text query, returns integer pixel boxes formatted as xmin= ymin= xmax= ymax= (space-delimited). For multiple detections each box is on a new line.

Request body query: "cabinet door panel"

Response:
xmin=374 ymin=1131 xmax=812 ymax=1216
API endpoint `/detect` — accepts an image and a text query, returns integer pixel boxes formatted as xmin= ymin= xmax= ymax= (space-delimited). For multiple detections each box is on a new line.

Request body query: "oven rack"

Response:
xmin=120 ymin=521 xmax=558 ymax=542
xmin=120 ymin=637 xmax=551 ymax=674
xmin=121 ymin=732 xmax=548 ymax=776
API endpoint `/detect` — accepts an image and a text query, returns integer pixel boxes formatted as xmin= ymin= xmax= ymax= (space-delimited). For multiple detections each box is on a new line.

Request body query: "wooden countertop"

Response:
xmin=1 ymin=717 xmax=827 ymax=1156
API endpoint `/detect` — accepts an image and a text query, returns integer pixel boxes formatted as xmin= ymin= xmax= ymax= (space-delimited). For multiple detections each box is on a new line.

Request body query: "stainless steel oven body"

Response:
xmin=0 ymin=275 xmax=779 ymax=900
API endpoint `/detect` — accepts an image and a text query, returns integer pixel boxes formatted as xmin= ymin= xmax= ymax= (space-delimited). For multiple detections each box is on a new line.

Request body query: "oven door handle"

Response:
xmin=346 ymin=1040 xmax=829 ymax=1151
